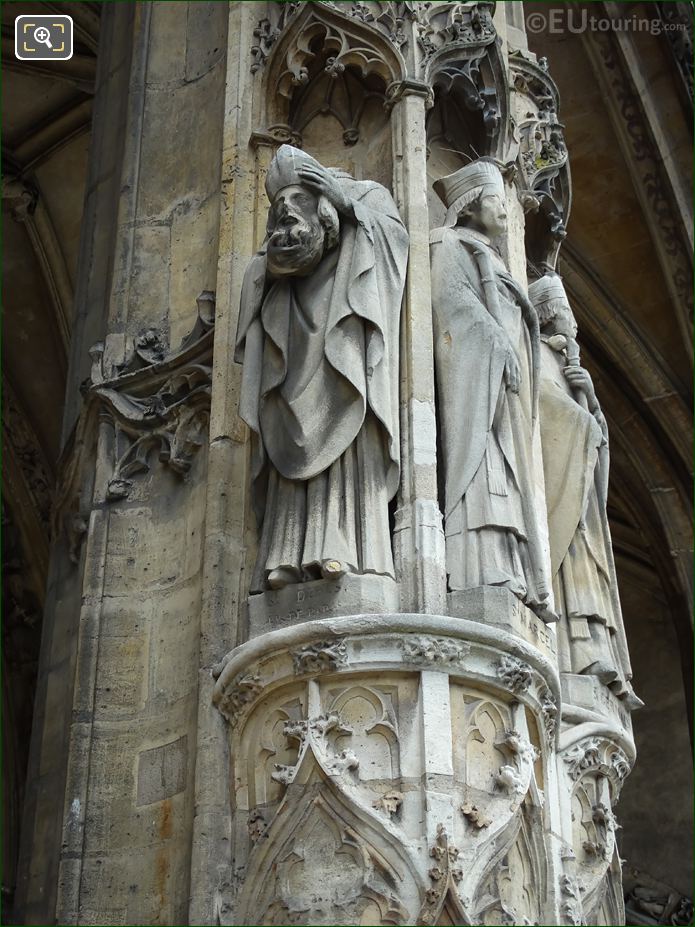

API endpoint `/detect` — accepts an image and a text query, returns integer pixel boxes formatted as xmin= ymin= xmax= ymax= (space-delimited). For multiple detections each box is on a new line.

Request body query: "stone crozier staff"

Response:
xmin=235 ymin=145 xmax=408 ymax=593
xmin=430 ymin=159 xmax=554 ymax=621
xmin=531 ymin=274 xmax=641 ymax=708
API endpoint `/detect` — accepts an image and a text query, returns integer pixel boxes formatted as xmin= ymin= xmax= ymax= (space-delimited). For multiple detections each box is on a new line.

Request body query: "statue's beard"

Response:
xmin=266 ymin=217 xmax=325 ymax=278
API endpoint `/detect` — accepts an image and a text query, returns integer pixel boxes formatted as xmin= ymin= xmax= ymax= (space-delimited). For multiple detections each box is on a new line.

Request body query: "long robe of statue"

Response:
xmin=429 ymin=159 xmax=553 ymax=622
xmin=530 ymin=275 xmax=641 ymax=708
xmin=235 ymin=145 xmax=408 ymax=593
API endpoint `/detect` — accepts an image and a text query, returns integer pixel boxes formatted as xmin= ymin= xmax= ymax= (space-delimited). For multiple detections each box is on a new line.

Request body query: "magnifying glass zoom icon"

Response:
xmin=34 ymin=26 xmax=53 ymax=48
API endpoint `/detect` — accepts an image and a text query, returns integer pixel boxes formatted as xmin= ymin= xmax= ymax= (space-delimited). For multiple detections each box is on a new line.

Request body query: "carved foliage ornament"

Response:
xmin=495 ymin=654 xmax=533 ymax=693
xmin=418 ymin=824 xmax=467 ymax=926
xmin=232 ymin=699 xmax=413 ymax=926
xmin=562 ymin=737 xmax=632 ymax=794
xmin=216 ymin=672 xmax=263 ymax=727
xmin=510 ymin=50 xmax=570 ymax=269
xmin=250 ymin=2 xmax=498 ymax=76
xmin=50 ymin=293 xmax=214 ymax=565
xmin=537 ymin=683 xmax=558 ymax=744
xmin=2 ymin=380 xmax=54 ymax=534
xmin=510 ymin=52 xmax=567 ymax=188
xmin=399 ymin=635 xmax=470 ymax=665
xmin=291 ymin=638 xmax=348 ymax=674
xmin=271 ymin=711 xmax=360 ymax=786
xmin=592 ymin=29 xmax=692 ymax=317
xmin=87 ymin=293 xmax=215 ymax=501
xmin=416 ymin=2 xmax=496 ymax=64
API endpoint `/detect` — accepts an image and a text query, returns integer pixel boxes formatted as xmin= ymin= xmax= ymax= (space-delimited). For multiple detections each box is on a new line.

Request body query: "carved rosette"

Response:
xmin=212 ymin=613 xmax=564 ymax=925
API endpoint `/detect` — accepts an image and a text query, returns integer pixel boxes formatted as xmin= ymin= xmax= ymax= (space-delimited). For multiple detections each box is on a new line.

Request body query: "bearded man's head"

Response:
xmin=265 ymin=184 xmax=340 ymax=278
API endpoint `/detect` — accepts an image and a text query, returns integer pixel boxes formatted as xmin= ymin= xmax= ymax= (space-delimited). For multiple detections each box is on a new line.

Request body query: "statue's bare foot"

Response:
xmin=267 ymin=567 xmax=300 ymax=590
xmin=535 ymin=602 xmax=559 ymax=624
xmin=321 ymin=559 xmax=345 ymax=580
xmin=583 ymin=662 xmax=618 ymax=685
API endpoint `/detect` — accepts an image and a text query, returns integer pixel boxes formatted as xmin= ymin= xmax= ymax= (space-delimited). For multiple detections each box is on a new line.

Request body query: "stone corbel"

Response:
xmin=385 ymin=78 xmax=435 ymax=111
xmin=52 ymin=294 xmax=215 ymax=561
xmin=90 ymin=298 xmax=214 ymax=501
xmin=2 ymin=174 xmax=38 ymax=222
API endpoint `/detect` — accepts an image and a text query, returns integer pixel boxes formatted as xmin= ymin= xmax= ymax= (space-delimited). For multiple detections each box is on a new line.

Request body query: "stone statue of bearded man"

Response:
xmin=235 ymin=145 xmax=409 ymax=593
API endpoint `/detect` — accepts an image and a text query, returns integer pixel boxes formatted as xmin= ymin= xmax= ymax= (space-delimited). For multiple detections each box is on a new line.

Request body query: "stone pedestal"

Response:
xmin=213 ymin=610 xmax=562 ymax=926
xmin=212 ymin=602 xmax=632 ymax=925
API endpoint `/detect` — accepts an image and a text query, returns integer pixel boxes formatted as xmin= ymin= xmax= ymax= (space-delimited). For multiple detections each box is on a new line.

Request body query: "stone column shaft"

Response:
xmin=390 ymin=84 xmax=447 ymax=616
xmin=188 ymin=3 xmax=258 ymax=922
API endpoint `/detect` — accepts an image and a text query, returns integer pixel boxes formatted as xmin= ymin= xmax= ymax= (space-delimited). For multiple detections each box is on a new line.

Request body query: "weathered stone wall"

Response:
xmin=18 ymin=5 xmax=228 ymax=925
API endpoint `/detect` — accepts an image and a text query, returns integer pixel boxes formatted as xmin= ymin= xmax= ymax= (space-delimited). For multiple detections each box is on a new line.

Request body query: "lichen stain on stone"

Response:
xmin=155 ymin=849 xmax=170 ymax=918
xmin=159 ymin=798 xmax=173 ymax=840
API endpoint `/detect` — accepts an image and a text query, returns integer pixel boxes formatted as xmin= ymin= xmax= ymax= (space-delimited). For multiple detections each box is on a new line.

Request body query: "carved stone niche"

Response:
xmin=424 ymin=3 xmax=513 ymax=164
xmin=509 ymin=50 xmax=571 ymax=272
xmin=256 ymin=1 xmax=404 ymax=184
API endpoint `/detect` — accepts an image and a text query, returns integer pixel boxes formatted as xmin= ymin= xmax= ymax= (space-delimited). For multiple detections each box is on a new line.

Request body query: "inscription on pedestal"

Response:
xmin=246 ymin=574 xmax=399 ymax=638
xmin=447 ymin=586 xmax=557 ymax=660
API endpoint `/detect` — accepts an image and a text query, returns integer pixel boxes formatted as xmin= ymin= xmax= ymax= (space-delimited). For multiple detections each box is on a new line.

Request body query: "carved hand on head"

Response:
xmin=546 ymin=333 xmax=568 ymax=352
xmin=297 ymin=163 xmax=352 ymax=216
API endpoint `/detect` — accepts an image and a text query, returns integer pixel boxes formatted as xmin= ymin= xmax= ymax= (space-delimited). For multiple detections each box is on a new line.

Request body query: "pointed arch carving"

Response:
xmin=469 ymin=799 xmax=547 ymax=926
xmin=236 ymin=744 xmax=419 ymax=926
xmin=583 ymin=849 xmax=625 ymax=926
xmin=326 ymin=683 xmax=401 ymax=781
xmin=464 ymin=699 xmax=510 ymax=793
xmin=422 ymin=5 xmax=511 ymax=162
xmin=568 ymin=772 xmax=619 ymax=912
xmin=261 ymin=3 xmax=406 ymax=138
